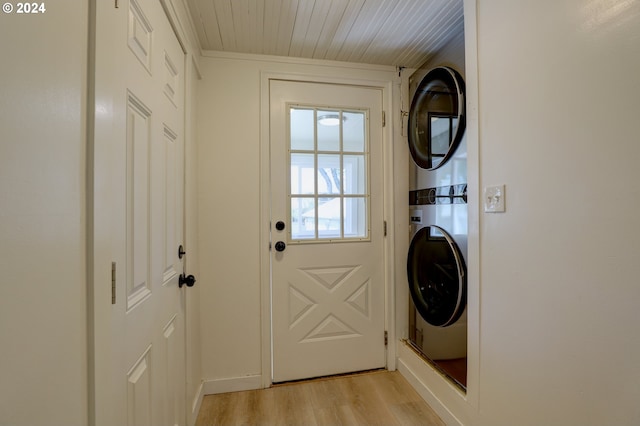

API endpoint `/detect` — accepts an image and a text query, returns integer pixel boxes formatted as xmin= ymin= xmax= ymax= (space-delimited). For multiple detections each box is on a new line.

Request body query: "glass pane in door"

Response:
xmin=343 ymin=111 xmax=366 ymax=152
xmin=291 ymin=197 xmax=315 ymax=239
xmin=318 ymin=197 xmax=341 ymax=239
xmin=344 ymin=197 xmax=367 ymax=238
xmin=317 ymin=110 xmax=340 ymax=151
xmin=288 ymin=105 xmax=370 ymax=242
xmin=343 ymin=155 xmax=366 ymax=195
xmin=290 ymin=153 xmax=315 ymax=195
xmin=317 ymin=154 xmax=341 ymax=195
xmin=290 ymin=108 xmax=315 ymax=150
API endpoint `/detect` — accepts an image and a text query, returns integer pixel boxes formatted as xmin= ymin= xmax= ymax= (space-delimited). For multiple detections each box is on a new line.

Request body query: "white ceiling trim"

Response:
xmin=199 ymin=48 xmax=400 ymax=73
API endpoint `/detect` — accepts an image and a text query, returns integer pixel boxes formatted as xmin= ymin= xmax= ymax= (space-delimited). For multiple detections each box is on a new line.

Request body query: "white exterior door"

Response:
xmin=270 ymin=80 xmax=386 ymax=383
xmin=92 ymin=0 xmax=186 ymax=424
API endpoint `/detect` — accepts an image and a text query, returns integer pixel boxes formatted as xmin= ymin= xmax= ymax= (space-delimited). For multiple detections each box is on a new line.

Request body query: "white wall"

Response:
xmin=474 ymin=1 xmax=640 ymax=424
xmin=196 ymin=55 xmax=263 ymax=386
xmin=195 ymin=53 xmax=399 ymax=389
xmin=0 ymin=2 xmax=88 ymax=425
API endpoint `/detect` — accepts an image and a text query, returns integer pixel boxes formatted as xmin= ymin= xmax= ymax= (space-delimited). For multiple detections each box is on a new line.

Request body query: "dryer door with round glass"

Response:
xmin=407 ymin=225 xmax=466 ymax=327
xmin=407 ymin=66 xmax=466 ymax=170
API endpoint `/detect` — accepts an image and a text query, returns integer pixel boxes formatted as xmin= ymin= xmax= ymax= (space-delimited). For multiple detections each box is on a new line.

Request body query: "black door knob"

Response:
xmin=179 ymin=273 xmax=196 ymax=288
xmin=274 ymin=241 xmax=286 ymax=252
xmin=275 ymin=221 xmax=285 ymax=231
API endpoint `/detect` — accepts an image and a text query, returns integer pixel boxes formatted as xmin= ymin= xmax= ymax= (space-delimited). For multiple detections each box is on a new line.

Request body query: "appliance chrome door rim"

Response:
xmin=407 ymin=66 xmax=466 ymax=171
xmin=407 ymin=224 xmax=466 ymax=327
xmin=429 ymin=225 xmax=465 ymax=327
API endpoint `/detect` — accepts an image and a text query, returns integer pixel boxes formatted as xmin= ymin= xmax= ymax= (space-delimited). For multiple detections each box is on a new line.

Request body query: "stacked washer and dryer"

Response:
xmin=407 ymin=65 xmax=468 ymax=390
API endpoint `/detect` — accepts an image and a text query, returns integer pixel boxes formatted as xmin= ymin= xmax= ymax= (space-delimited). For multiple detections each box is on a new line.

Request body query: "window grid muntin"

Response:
xmin=288 ymin=105 xmax=370 ymax=243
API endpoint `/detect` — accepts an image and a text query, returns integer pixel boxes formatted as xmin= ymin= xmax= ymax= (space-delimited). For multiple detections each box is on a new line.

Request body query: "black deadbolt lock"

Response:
xmin=275 ymin=221 xmax=285 ymax=231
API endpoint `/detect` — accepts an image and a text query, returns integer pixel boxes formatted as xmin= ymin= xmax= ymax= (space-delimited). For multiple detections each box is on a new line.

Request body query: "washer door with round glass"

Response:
xmin=408 ymin=66 xmax=466 ymax=170
xmin=407 ymin=225 xmax=466 ymax=327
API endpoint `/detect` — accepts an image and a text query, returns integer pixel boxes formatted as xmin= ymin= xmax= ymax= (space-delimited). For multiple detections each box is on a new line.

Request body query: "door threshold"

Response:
xmin=271 ymin=368 xmax=387 ymax=387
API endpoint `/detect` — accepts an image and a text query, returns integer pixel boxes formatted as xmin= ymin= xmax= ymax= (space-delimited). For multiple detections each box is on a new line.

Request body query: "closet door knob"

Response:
xmin=179 ymin=274 xmax=196 ymax=288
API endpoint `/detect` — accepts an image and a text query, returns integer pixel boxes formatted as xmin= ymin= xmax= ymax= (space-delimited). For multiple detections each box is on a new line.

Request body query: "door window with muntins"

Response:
xmin=288 ymin=106 xmax=369 ymax=242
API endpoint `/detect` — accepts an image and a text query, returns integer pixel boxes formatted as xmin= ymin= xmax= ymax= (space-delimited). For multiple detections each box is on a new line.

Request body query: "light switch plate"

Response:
xmin=484 ymin=185 xmax=505 ymax=213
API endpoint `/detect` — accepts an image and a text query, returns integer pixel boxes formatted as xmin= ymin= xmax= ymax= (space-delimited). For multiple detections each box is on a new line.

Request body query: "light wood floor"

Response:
xmin=195 ymin=370 xmax=445 ymax=426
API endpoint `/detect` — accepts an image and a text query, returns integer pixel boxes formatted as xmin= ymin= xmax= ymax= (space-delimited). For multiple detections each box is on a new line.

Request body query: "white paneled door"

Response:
xmin=270 ymin=80 xmax=386 ymax=382
xmin=92 ymin=0 xmax=186 ymax=425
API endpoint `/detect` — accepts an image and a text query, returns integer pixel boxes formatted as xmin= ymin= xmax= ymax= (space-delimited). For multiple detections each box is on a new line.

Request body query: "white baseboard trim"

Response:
xmin=201 ymin=374 xmax=263 ymax=396
xmin=397 ymin=343 xmax=464 ymax=426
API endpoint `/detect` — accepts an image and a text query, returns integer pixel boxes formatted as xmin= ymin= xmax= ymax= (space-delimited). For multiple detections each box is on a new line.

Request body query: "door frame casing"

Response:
xmin=259 ymin=71 xmax=397 ymax=388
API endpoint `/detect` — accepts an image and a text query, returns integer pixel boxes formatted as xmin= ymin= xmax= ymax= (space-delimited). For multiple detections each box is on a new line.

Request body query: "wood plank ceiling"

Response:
xmin=184 ymin=0 xmax=464 ymax=68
